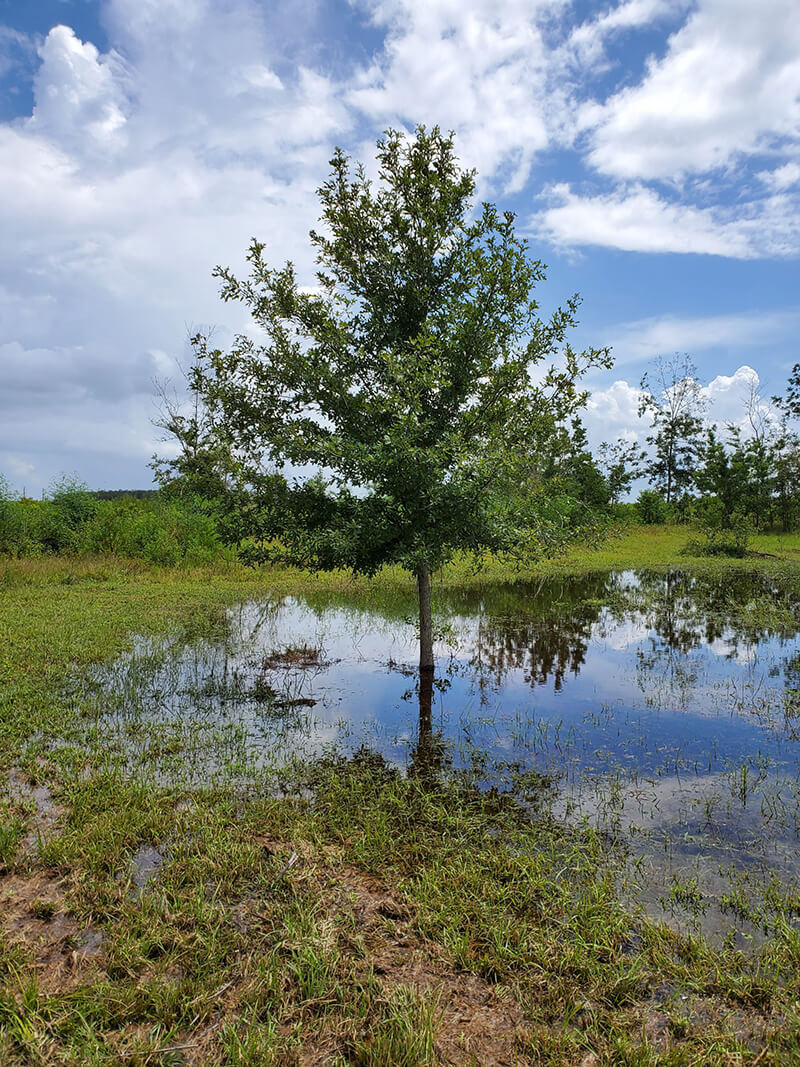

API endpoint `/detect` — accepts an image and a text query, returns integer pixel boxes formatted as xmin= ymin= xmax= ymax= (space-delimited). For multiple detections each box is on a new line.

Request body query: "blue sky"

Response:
xmin=1 ymin=0 xmax=798 ymax=492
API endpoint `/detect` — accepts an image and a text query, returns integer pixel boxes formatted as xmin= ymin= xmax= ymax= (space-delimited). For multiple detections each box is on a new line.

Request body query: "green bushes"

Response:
xmin=76 ymin=496 xmax=225 ymax=564
xmin=686 ymin=498 xmax=753 ymax=558
xmin=634 ymin=489 xmax=672 ymax=525
xmin=0 ymin=477 xmax=227 ymax=564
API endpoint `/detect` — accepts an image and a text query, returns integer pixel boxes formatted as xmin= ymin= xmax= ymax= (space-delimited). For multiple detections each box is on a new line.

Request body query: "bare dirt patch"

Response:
xmin=2 ymin=774 xmax=104 ymax=996
xmin=0 ymin=870 xmax=105 ymax=994
xmin=318 ymin=863 xmax=533 ymax=1066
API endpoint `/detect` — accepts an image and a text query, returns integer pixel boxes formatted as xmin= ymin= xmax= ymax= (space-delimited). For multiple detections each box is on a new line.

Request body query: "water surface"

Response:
xmin=85 ymin=568 xmax=800 ymax=942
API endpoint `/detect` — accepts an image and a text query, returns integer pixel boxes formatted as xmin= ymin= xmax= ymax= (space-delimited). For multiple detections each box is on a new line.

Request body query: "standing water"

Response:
xmin=82 ymin=568 xmax=800 ymax=942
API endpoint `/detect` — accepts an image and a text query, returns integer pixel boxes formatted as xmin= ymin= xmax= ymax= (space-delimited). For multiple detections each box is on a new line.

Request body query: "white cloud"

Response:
xmin=584 ymin=378 xmax=645 ymax=446
xmin=348 ymin=0 xmax=564 ymax=193
xmin=568 ymin=0 xmax=690 ymax=66
xmin=583 ymin=364 xmax=781 ymax=459
xmin=0 ymin=25 xmax=37 ymax=80
xmin=581 ymin=0 xmax=800 ymax=181
xmin=235 ymin=64 xmax=284 ymax=93
xmin=699 ymin=365 xmax=778 ymax=436
xmin=1 ymin=0 xmax=799 ymax=490
xmin=531 ymin=182 xmax=800 ymax=258
xmin=0 ymin=8 xmax=350 ymax=491
xmin=758 ymin=162 xmax=800 ymax=193
xmin=27 ymin=25 xmax=130 ymax=154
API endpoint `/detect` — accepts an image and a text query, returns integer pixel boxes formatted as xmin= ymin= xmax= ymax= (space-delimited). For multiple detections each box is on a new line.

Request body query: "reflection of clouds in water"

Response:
xmin=91 ymin=576 xmax=800 ymax=787
xmin=706 ymin=636 xmax=759 ymax=665
xmin=592 ymin=614 xmax=653 ymax=651
xmin=87 ymin=573 xmax=800 ymax=925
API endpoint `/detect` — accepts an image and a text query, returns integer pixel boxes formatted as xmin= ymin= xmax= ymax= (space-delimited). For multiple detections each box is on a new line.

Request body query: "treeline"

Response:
xmin=2 ymin=356 xmax=798 ymax=564
xmin=594 ymin=355 xmax=800 ymax=550
xmin=0 ymin=476 xmax=225 ymax=564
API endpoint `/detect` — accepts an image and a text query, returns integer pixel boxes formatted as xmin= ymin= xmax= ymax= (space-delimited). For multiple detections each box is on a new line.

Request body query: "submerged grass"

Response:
xmin=1 ymin=527 xmax=800 ymax=1063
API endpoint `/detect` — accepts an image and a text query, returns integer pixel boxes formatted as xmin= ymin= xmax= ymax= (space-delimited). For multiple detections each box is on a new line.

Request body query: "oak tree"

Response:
xmin=188 ymin=127 xmax=611 ymax=674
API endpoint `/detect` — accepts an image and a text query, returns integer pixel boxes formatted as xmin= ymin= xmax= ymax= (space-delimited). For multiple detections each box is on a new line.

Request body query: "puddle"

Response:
xmin=78 ymin=568 xmax=800 ymax=942
xmin=8 ymin=770 xmax=64 ymax=857
xmin=129 ymin=845 xmax=163 ymax=893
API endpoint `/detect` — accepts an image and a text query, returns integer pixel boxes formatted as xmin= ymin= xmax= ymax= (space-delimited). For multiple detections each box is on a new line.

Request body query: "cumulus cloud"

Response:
xmin=0 ymin=6 xmax=350 ymax=490
xmin=27 ymin=25 xmax=130 ymax=154
xmin=1 ymin=0 xmax=798 ymax=489
xmin=348 ymin=0 xmax=565 ymax=193
xmin=584 ymin=378 xmax=645 ymax=447
xmin=581 ymin=0 xmax=800 ymax=181
xmin=582 ymin=365 xmax=780 ymax=460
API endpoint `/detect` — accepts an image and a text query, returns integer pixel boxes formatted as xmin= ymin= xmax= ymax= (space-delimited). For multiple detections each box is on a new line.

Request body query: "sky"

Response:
xmin=0 ymin=0 xmax=798 ymax=493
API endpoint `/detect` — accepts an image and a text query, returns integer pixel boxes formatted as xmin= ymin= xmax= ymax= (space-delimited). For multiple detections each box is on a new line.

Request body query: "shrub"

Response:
xmin=0 ymin=474 xmax=228 ymax=564
xmin=76 ymin=496 xmax=227 ymax=564
xmin=41 ymin=476 xmax=98 ymax=552
xmin=687 ymin=499 xmax=752 ymax=558
xmin=0 ymin=484 xmax=52 ymax=557
xmin=634 ymin=489 xmax=671 ymax=525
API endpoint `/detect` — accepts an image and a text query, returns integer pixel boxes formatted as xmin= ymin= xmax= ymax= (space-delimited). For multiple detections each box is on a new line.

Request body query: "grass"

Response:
xmin=1 ymin=526 xmax=800 ymax=1063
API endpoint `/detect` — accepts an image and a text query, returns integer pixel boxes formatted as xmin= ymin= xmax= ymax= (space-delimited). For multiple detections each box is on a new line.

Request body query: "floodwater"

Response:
xmin=85 ymin=569 xmax=800 ymax=943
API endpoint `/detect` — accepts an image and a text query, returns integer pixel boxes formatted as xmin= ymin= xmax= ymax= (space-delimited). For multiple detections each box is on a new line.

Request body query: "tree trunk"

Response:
xmin=417 ymin=565 xmax=434 ymax=673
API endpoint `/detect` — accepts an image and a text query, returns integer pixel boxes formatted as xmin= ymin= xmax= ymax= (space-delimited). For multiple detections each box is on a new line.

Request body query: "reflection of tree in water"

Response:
xmin=623 ymin=570 xmax=800 ymax=654
xmin=440 ymin=570 xmax=800 ymax=712
xmin=611 ymin=570 xmax=800 ymax=710
xmin=298 ymin=570 xmax=800 ymax=703
xmin=459 ymin=574 xmax=614 ymax=692
xmin=407 ymin=668 xmax=451 ymax=785
xmin=785 ymin=651 xmax=800 ymax=723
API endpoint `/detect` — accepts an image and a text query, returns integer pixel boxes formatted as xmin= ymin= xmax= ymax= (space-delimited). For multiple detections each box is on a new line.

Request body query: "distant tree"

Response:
xmin=93 ymin=489 xmax=160 ymax=500
xmin=186 ymin=126 xmax=612 ymax=674
xmin=773 ymin=423 xmax=800 ymax=531
xmin=635 ymin=488 xmax=670 ymax=525
xmin=694 ymin=427 xmax=737 ymax=523
xmin=542 ymin=418 xmax=610 ymax=510
xmin=151 ymin=362 xmax=280 ymax=547
xmin=773 ymin=363 xmax=800 ymax=421
xmin=44 ymin=475 xmax=98 ymax=551
xmin=638 ymin=354 xmax=705 ymax=506
xmin=151 ymin=363 xmax=238 ymax=503
xmin=597 ymin=438 xmax=646 ymax=504
xmin=765 ymin=367 xmax=800 ymax=530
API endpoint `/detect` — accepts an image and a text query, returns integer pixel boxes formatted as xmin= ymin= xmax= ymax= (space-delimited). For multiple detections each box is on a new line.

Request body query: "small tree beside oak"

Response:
xmin=638 ymin=353 xmax=705 ymax=507
xmin=184 ymin=127 xmax=612 ymax=676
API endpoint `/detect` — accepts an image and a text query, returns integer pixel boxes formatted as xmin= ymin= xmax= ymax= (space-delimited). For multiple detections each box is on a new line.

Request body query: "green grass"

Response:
xmin=1 ymin=528 xmax=799 ymax=1063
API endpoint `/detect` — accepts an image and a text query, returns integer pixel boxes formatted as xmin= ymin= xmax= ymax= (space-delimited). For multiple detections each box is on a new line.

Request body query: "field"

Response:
xmin=1 ymin=527 xmax=800 ymax=1065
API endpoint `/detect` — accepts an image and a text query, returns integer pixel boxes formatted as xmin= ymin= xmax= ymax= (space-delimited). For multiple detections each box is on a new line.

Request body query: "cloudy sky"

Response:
xmin=1 ymin=0 xmax=798 ymax=492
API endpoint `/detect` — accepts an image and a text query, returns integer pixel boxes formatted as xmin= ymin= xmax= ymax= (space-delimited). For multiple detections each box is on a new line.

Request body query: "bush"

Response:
xmin=0 ymin=473 xmax=228 ymax=564
xmin=687 ymin=499 xmax=752 ymax=558
xmin=76 ymin=496 xmax=227 ymax=564
xmin=40 ymin=476 xmax=98 ymax=552
xmin=634 ymin=489 xmax=671 ymax=525
xmin=609 ymin=502 xmax=638 ymax=525
xmin=0 ymin=492 xmax=52 ymax=558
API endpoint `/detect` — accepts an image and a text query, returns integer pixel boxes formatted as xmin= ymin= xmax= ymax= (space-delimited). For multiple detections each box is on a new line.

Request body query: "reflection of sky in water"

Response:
xmin=93 ymin=570 xmax=800 ymax=782
xmin=90 ymin=569 xmax=800 ymax=941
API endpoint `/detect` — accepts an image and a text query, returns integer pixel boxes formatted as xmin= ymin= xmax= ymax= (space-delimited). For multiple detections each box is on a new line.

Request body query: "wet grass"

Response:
xmin=1 ymin=529 xmax=800 ymax=1063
